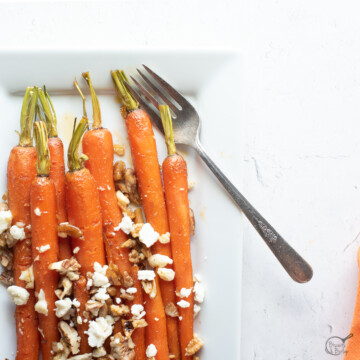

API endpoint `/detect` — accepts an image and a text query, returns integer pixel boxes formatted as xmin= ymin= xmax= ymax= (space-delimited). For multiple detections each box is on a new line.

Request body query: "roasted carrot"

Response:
xmin=130 ymin=265 xmax=146 ymax=360
xmin=65 ymin=117 xmax=106 ymax=275
xmin=112 ymin=70 xmax=178 ymax=359
xmin=30 ymin=121 xmax=59 ymax=360
xmin=7 ymin=87 xmax=40 ymax=360
xmin=80 ymin=73 xmax=132 ymax=275
xmin=161 ymin=106 xmax=194 ymax=360
xmin=74 ymin=276 xmax=92 ymax=354
xmin=38 ymin=88 xmax=71 ymax=260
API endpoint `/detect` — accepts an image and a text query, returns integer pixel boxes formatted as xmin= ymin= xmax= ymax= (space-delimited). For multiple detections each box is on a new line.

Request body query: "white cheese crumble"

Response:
xmin=73 ymin=298 xmax=80 ymax=308
xmin=157 ymin=268 xmax=175 ymax=281
xmin=131 ymin=304 xmax=146 ymax=319
xmin=137 ymin=270 xmax=156 ymax=281
xmin=55 ymin=298 xmax=72 ymax=318
xmin=114 ymin=214 xmax=133 ymax=234
xmin=178 ymin=288 xmax=192 ymax=298
xmin=35 ymin=289 xmax=48 ymax=315
xmin=194 ymin=304 xmax=201 ymax=318
xmin=94 ymin=287 xmax=110 ymax=302
xmin=77 ymin=316 xmax=83 ymax=325
xmin=19 ymin=265 xmax=34 ymax=289
xmin=154 ymin=317 xmax=159 ymax=321
xmin=0 ymin=210 xmax=12 ymax=234
xmin=86 ymin=278 xmax=93 ymax=290
xmin=7 ymin=285 xmax=29 ymax=305
xmin=146 ymin=344 xmax=157 ymax=358
xmin=148 ymin=254 xmax=173 ymax=268
xmin=177 ymin=300 xmax=190 ymax=308
xmin=34 ymin=207 xmax=41 ymax=216
xmin=85 ymin=315 xmax=114 ymax=347
xmin=126 ymin=287 xmax=137 ymax=294
xmin=10 ymin=225 xmax=25 ymax=240
xmin=93 ymin=272 xmax=109 ymax=287
xmin=194 ymin=281 xmax=205 ymax=303
xmin=139 ymin=223 xmax=159 ymax=247
xmin=73 ymin=246 xmax=80 ymax=254
xmin=158 ymin=232 xmax=170 ymax=244
xmin=115 ymin=298 xmax=121 ymax=304
xmin=39 ymin=244 xmax=50 ymax=253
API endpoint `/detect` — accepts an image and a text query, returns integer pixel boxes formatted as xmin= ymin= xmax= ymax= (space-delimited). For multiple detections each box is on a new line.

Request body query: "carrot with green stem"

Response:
xmin=30 ymin=121 xmax=60 ymax=360
xmin=65 ymin=116 xmax=106 ymax=276
xmin=160 ymin=105 xmax=194 ymax=360
xmin=38 ymin=87 xmax=72 ymax=260
xmin=112 ymin=70 xmax=179 ymax=360
xmin=7 ymin=87 xmax=40 ymax=360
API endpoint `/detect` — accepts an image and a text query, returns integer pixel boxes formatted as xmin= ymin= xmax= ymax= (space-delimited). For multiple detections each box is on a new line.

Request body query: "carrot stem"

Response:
xmin=67 ymin=117 xmax=88 ymax=172
xmin=159 ymin=105 xmax=177 ymax=156
xmin=74 ymin=78 xmax=87 ymax=118
xmin=38 ymin=88 xmax=58 ymax=138
xmin=33 ymin=121 xmax=51 ymax=176
xmin=111 ymin=70 xmax=139 ymax=112
xmin=82 ymin=72 xmax=101 ymax=129
xmin=19 ymin=87 xmax=38 ymax=147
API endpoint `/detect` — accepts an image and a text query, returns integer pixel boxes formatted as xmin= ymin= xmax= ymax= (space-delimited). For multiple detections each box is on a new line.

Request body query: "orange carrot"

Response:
xmin=38 ymin=88 xmax=71 ymax=260
xmin=130 ymin=265 xmax=146 ymax=360
xmin=80 ymin=73 xmax=132 ymax=275
xmin=161 ymin=106 xmax=194 ymax=360
xmin=30 ymin=121 xmax=59 ymax=360
xmin=74 ymin=276 xmax=92 ymax=354
xmin=65 ymin=117 xmax=106 ymax=276
xmin=7 ymin=87 xmax=40 ymax=360
xmin=112 ymin=70 xmax=178 ymax=359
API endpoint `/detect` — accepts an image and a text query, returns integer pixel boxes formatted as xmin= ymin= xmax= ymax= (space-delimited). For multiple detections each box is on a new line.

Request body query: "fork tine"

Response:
xmin=130 ymin=76 xmax=161 ymax=110
xmin=142 ymin=65 xmax=188 ymax=107
xmin=136 ymin=69 xmax=179 ymax=114
xmin=124 ymin=81 xmax=164 ymax=134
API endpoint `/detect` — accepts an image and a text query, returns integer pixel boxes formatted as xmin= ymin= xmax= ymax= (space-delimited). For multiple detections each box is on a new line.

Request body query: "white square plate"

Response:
xmin=0 ymin=50 xmax=242 ymax=359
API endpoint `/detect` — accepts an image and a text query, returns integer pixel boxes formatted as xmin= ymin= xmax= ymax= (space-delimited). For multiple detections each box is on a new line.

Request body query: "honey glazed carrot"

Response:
xmin=160 ymin=105 xmax=194 ymax=360
xmin=7 ymin=87 xmax=40 ymax=360
xmin=38 ymin=88 xmax=72 ymax=260
xmin=112 ymin=70 xmax=178 ymax=359
xmin=30 ymin=121 xmax=59 ymax=360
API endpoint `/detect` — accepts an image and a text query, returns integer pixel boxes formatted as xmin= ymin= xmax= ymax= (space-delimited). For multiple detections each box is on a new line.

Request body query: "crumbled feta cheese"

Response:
xmin=39 ymin=244 xmax=50 ymax=253
xmin=148 ymin=254 xmax=173 ymax=268
xmin=35 ymin=289 xmax=48 ymax=315
xmin=114 ymin=214 xmax=133 ymax=235
xmin=177 ymin=300 xmax=190 ymax=308
xmin=137 ymin=270 xmax=155 ymax=281
xmin=86 ymin=278 xmax=93 ymax=290
xmin=0 ymin=210 xmax=12 ymax=234
xmin=7 ymin=285 xmax=29 ymax=305
xmin=84 ymin=318 xmax=88 ymax=323
xmin=139 ymin=223 xmax=159 ymax=247
xmin=19 ymin=265 xmax=34 ymax=289
xmin=194 ymin=304 xmax=201 ymax=318
xmin=193 ymin=273 xmax=202 ymax=282
xmin=73 ymin=246 xmax=80 ymax=254
xmin=94 ymin=262 xmax=108 ymax=276
xmin=131 ymin=304 xmax=146 ymax=319
xmin=178 ymin=288 xmax=192 ymax=298
xmin=157 ymin=268 xmax=175 ymax=281
xmin=55 ymin=298 xmax=72 ymax=318
xmin=10 ymin=225 xmax=25 ymax=240
xmin=73 ymin=298 xmax=80 ymax=308
xmin=115 ymin=297 xmax=121 ymax=304
xmin=85 ymin=316 xmax=114 ymax=347
xmin=158 ymin=232 xmax=170 ymax=244
xmin=77 ymin=316 xmax=83 ymax=325
xmin=126 ymin=287 xmax=137 ymax=294
xmin=93 ymin=272 xmax=109 ymax=287
xmin=34 ymin=207 xmax=41 ymax=216
xmin=94 ymin=287 xmax=110 ymax=302
xmin=194 ymin=281 xmax=205 ymax=303
xmin=146 ymin=344 xmax=157 ymax=357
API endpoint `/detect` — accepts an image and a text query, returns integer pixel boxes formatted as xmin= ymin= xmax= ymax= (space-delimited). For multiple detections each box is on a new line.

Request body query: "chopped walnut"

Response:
xmin=49 ymin=258 xmax=81 ymax=281
xmin=58 ymin=320 xmax=80 ymax=355
xmin=116 ymin=190 xmax=130 ymax=211
xmin=189 ymin=208 xmax=195 ymax=236
xmin=120 ymin=292 xmax=134 ymax=301
xmin=134 ymin=208 xmax=144 ymax=224
xmin=158 ymin=232 xmax=170 ymax=244
xmin=19 ymin=264 xmax=34 ymax=289
xmin=185 ymin=334 xmax=204 ymax=356
xmin=2 ymin=192 xmax=8 ymax=203
xmin=130 ymin=223 xmax=143 ymax=238
xmin=114 ymin=144 xmax=125 ymax=157
xmin=193 ymin=356 xmax=200 ymax=360
xmin=67 ymin=354 xmax=93 ymax=360
xmin=98 ymin=302 xmax=110 ymax=318
xmin=110 ymin=332 xmax=135 ymax=360
xmin=93 ymin=347 xmax=107 ymax=358
xmin=85 ymin=300 xmax=104 ymax=317
xmin=110 ymin=304 xmax=130 ymax=317
xmin=0 ymin=270 xmax=14 ymax=286
xmin=106 ymin=263 xmax=121 ymax=286
xmin=113 ymin=161 xmax=126 ymax=182
xmin=165 ymin=302 xmax=179 ymax=318
xmin=0 ymin=247 xmax=13 ymax=270
xmin=55 ymin=277 xmax=73 ymax=299
xmin=121 ymin=239 xmax=137 ymax=249
xmin=141 ymin=279 xmax=156 ymax=299
xmin=107 ymin=286 xmax=117 ymax=297
xmin=57 ymin=223 xmax=83 ymax=239
xmin=132 ymin=319 xmax=147 ymax=329
xmin=128 ymin=249 xmax=144 ymax=264
xmin=53 ymin=339 xmax=71 ymax=360
xmin=122 ymin=271 xmax=134 ymax=288
xmin=124 ymin=169 xmax=141 ymax=205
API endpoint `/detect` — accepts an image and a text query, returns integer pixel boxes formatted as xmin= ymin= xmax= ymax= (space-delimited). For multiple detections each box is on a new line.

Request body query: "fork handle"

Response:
xmin=195 ymin=139 xmax=313 ymax=283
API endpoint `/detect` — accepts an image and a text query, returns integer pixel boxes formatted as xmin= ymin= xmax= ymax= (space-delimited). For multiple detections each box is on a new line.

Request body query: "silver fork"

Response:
xmin=125 ymin=65 xmax=313 ymax=283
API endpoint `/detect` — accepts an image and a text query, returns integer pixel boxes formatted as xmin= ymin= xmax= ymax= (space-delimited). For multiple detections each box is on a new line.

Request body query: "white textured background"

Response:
xmin=2 ymin=0 xmax=360 ymax=358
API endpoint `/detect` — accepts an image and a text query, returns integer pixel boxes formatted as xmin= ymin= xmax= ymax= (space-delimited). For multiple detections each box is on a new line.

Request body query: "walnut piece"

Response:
xmin=52 ymin=339 xmax=71 ymax=360
xmin=185 ymin=334 xmax=204 ymax=356
xmin=55 ymin=276 xmax=73 ymax=299
xmin=68 ymin=354 xmax=92 ymax=360
xmin=57 ymin=222 xmax=83 ymax=239
xmin=121 ymin=239 xmax=137 ymax=249
xmin=122 ymin=271 xmax=134 ymax=288
xmin=165 ymin=302 xmax=179 ymax=318
xmin=106 ymin=263 xmax=122 ymax=286
xmin=58 ymin=320 xmax=80 ymax=355
xmin=110 ymin=304 xmax=130 ymax=317
xmin=141 ymin=279 xmax=156 ymax=299
xmin=114 ymin=144 xmax=125 ymax=157
xmin=49 ymin=258 xmax=81 ymax=281
xmin=124 ymin=169 xmax=141 ymax=205
xmin=113 ymin=161 xmax=126 ymax=182
xmin=85 ymin=299 xmax=104 ymax=317
xmin=110 ymin=332 xmax=135 ymax=360
xmin=0 ymin=270 xmax=14 ymax=286
xmin=134 ymin=208 xmax=144 ymax=224
xmin=0 ymin=247 xmax=13 ymax=270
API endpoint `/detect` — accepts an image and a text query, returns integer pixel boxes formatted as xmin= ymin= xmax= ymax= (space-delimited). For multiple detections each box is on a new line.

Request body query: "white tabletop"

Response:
xmin=1 ymin=1 xmax=359 ymax=358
